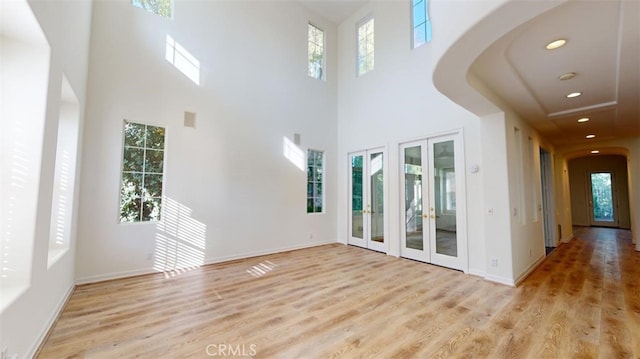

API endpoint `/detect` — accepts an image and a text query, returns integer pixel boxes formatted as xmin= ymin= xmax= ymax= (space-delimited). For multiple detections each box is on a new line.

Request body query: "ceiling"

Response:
xmin=298 ymin=0 xmax=368 ymax=23
xmin=471 ymin=0 xmax=639 ymax=147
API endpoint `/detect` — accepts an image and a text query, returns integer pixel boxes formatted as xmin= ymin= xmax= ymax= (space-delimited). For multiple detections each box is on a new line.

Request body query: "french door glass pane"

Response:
xmin=433 ymin=140 xmax=457 ymax=257
xmin=351 ymin=155 xmax=364 ymax=238
xmin=591 ymin=172 xmax=614 ymax=222
xmin=404 ymin=146 xmax=423 ymax=250
xmin=370 ymin=152 xmax=384 ymax=243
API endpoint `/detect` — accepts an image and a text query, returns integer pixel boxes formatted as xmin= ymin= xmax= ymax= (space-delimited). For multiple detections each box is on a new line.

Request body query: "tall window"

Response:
xmin=120 ymin=121 xmax=166 ymax=223
xmin=357 ymin=17 xmax=375 ymax=76
xmin=307 ymin=150 xmax=324 ymax=213
xmin=412 ymin=0 xmax=432 ymax=48
xmin=132 ymin=0 xmax=173 ymax=19
xmin=308 ymin=23 xmax=325 ymax=81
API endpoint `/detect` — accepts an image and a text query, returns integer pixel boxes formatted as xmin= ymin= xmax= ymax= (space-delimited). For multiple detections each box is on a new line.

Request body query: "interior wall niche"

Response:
xmin=48 ymin=75 xmax=80 ymax=267
xmin=0 ymin=0 xmax=52 ymax=311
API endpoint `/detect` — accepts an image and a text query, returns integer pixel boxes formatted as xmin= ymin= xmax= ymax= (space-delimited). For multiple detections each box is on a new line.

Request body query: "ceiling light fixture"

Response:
xmin=558 ymin=72 xmax=576 ymax=81
xmin=586 ymin=134 xmax=596 ymax=139
xmin=567 ymin=92 xmax=582 ymax=98
xmin=546 ymin=39 xmax=567 ymax=50
xmin=578 ymin=117 xmax=589 ymax=123
xmin=591 ymin=150 xmax=600 ymax=154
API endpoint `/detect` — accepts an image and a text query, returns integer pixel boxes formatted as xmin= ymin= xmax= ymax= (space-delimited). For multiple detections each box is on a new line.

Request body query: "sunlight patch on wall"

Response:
xmin=283 ymin=137 xmax=305 ymax=171
xmin=165 ymin=35 xmax=200 ymax=85
xmin=154 ymin=197 xmax=206 ymax=277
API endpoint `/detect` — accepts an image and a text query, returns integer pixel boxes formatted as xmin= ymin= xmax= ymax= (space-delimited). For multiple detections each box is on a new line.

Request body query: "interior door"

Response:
xmin=348 ymin=148 xmax=386 ymax=252
xmin=588 ymin=171 xmax=618 ymax=227
xmin=400 ymin=136 xmax=463 ymax=270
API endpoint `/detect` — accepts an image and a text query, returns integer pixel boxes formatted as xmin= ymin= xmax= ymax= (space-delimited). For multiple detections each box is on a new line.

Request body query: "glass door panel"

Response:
xmin=589 ymin=172 xmax=617 ymax=227
xmin=348 ymin=149 xmax=386 ymax=252
xmin=351 ymin=155 xmax=364 ymax=239
xmin=433 ymin=140 xmax=457 ymax=258
xmin=370 ymin=152 xmax=384 ymax=244
xmin=404 ymin=146 xmax=423 ymax=250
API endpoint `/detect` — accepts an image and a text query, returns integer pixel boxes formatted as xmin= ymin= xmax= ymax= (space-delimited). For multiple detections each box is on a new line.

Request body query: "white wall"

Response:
xmin=76 ymin=1 xmax=338 ymax=282
xmin=0 ymin=1 xmax=92 ymax=358
xmin=336 ymin=1 xmax=486 ymax=276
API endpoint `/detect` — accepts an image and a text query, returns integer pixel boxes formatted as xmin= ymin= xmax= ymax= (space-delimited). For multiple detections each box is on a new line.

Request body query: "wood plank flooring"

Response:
xmin=37 ymin=227 xmax=640 ymax=358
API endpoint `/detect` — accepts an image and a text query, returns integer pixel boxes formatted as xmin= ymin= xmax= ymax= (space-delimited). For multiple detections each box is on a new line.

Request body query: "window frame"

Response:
xmin=119 ymin=120 xmax=167 ymax=224
xmin=306 ymin=149 xmax=325 ymax=214
xmin=307 ymin=22 xmax=326 ymax=81
xmin=411 ymin=0 xmax=432 ymax=49
xmin=356 ymin=15 xmax=375 ymax=77
xmin=131 ymin=0 xmax=174 ymax=19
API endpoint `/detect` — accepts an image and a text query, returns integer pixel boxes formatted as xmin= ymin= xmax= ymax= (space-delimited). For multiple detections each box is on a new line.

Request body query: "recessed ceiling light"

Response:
xmin=578 ymin=117 xmax=589 ymax=123
xmin=567 ymin=92 xmax=582 ymax=98
xmin=591 ymin=150 xmax=600 ymax=154
xmin=586 ymin=134 xmax=596 ymax=139
xmin=546 ymin=39 xmax=567 ymax=50
xmin=558 ymin=72 xmax=577 ymax=81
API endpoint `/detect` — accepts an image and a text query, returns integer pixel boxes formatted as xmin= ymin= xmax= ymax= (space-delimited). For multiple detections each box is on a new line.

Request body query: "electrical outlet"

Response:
xmin=491 ymin=258 xmax=498 ymax=267
xmin=487 ymin=208 xmax=494 ymax=216
xmin=308 ymin=232 xmax=313 ymax=239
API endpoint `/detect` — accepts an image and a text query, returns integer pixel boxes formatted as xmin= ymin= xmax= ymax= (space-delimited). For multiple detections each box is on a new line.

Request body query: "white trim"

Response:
xmin=28 ymin=283 xmax=75 ymax=358
xmin=75 ymin=240 xmax=336 ymax=285
xmin=514 ymin=253 xmax=546 ymax=286
xmin=561 ymin=232 xmax=574 ymax=243
xmin=484 ymin=274 xmax=515 ymax=287
xmin=468 ymin=268 xmax=485 ymax=278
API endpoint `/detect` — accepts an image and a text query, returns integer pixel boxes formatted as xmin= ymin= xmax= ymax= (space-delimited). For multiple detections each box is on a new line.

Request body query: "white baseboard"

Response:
xmin=467 ymin=268 xmax=485 ymax=278
xmin=561 ymin=232 xmax=574 ymax=243
xmin=484 ymin=274 xmax=515 ymax=287
xmin=28 ymin=283 xmax=75 ymax=358
xmin=76 ymin=240 xmax=337 ymax=285
xmin=204 ymin=240 xmax=336 ymax=265
xmin=514 ymin=254 xmax=546 ymax=286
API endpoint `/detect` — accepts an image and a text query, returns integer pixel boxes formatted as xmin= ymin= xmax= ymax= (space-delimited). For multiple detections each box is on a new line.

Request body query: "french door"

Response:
xmin=588 ymin=171 xmax=618 ymax=227
xmin=348 ymin=148 xmax=386 ymax=252
xmin=400 ymin=135 xmax=463 ymax=270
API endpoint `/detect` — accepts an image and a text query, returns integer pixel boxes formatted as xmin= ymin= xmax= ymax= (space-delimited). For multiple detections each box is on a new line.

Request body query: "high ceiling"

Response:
xmin=303 ymin=0 xmax=639 ymax=149
xmin=470 ymin=0 xmax=639 ymax=147
xmin=298 ymin=0 xmax=368 ymax=23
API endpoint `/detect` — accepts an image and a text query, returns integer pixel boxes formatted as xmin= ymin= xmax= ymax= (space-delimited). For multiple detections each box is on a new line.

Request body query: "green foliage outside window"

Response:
xmin=308 ymin=24 xmax=324 ymax=80
xmin=351 ymin=156 xmax=363 ymax=211
xmin=307 ymin=150 xmax=324 ymax=213
xmin=120 ymin=121 xmax=166 ymax=223
xmin=132 ymin=0 xmax=173 ymax=19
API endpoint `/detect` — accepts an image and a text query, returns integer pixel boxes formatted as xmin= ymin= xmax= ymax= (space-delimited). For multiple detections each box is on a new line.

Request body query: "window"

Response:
xmin=132 ymin=0 xmax=173 ymax=19
xmin=357 ymin=17 xmax=374 ymax=76
xmin=120 ymin=121 xmax=166 ymax=223
xmin=308 ymin=23 xmax=325 ymax=81
xmin=412 ymin=0 xmax=432 ymax=48
xmin=307 ymin=150 xmax=324 ymax=213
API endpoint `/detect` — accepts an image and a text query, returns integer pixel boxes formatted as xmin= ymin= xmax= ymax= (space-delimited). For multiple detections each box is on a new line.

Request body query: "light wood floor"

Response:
xmin=38 ymin=227 xmax=640 ymax=358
